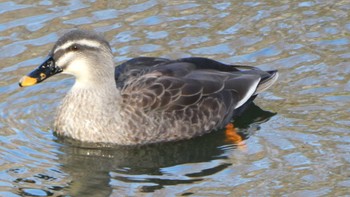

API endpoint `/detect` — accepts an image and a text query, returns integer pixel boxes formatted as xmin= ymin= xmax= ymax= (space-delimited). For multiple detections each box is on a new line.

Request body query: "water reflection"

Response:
xmin=56 ymin=103 xmax=275 ymax=196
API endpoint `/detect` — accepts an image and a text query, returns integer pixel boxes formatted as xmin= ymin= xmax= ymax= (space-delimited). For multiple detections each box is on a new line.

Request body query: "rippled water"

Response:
xmin=1 ymin=0 xmax=350 ymax=196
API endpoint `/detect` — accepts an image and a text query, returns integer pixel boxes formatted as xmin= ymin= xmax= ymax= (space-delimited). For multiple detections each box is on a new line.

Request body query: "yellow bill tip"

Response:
xmin=19 ymin=76 xmax=38 ymax=87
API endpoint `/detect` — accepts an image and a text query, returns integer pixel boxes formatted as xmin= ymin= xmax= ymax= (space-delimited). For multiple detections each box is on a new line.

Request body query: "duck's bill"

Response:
xmin=19 ymin=56 xmax=62 ymax=87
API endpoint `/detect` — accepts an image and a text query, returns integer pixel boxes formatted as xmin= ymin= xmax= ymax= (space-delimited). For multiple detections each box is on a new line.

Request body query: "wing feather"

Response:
xmin=116 ymin=57 xmax=277 ymax=131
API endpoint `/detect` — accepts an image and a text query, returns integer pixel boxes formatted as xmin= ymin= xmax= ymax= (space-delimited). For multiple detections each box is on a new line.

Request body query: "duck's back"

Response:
xmin=113 ymin=57 xmax=278 ymax=143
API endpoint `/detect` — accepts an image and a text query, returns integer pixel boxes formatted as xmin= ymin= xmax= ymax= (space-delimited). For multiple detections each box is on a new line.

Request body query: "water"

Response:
xmin=1 ymin=0 xmax=350 ymax=196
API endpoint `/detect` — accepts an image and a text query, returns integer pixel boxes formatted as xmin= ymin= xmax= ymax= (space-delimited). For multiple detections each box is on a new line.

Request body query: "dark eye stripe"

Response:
xmin=66 ymin=44 xmax=99 ymax=52
xmin=53 ymin=43 xmax=100 ymax=60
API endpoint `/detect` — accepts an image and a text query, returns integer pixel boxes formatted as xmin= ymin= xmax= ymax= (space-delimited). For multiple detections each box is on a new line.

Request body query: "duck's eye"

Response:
xmin=70 ymin=45 xmax=78 ymax=51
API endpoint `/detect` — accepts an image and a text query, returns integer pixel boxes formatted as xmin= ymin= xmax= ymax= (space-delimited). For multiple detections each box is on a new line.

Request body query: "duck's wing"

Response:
xmin=116 ymin=57 xmax=277 ymax=127
xmin=115 ymin=57 xmax=170 ymax=88
xmin=179 ymin=57 xmax=278 ymax=95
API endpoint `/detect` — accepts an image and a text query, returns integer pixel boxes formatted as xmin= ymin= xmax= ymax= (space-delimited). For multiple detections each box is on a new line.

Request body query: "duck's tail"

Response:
xmin=229 ymin=65 xmax=279 ymax=95
xmin=255 ymin=70 xmax=278 ymax=94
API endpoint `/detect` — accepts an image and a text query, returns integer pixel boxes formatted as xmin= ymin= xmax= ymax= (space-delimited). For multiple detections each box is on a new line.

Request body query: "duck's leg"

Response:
xmin=224 ymin=123 xmax=246 ymax=149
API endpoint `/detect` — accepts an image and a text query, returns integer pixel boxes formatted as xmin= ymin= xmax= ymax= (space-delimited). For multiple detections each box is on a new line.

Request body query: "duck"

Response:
xmin=19 ymin=30 xmax=278 ymax=145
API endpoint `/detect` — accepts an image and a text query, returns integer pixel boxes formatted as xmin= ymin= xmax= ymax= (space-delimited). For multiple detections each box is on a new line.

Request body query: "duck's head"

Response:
xmin=19 ymin=30 xmax=114 ymax=87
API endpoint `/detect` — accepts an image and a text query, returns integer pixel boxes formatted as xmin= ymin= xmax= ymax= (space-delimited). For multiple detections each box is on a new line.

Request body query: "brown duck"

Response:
xmin=19 ymin=30 xmax=278 ymax=145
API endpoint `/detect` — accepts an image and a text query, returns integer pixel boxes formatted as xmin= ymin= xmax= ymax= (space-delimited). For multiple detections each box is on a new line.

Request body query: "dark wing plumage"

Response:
xmin=115 ymin=57 xmax=170 ymax=88
xmin=115 ymin=57 xmax=277 ymax=129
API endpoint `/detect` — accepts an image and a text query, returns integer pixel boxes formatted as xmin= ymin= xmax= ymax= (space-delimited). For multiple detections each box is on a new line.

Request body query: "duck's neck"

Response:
xmin=54 ymin=78 xmax=123 ymax=139
xmin=69 ymin=78 xmax=123 ymax=113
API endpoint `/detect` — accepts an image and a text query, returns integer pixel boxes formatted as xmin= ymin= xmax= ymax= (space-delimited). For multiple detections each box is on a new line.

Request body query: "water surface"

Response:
xmin=1 ymin=0 xmax=350 ymax=196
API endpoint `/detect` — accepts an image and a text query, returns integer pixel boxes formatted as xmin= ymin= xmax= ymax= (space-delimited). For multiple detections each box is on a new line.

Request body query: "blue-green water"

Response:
xmin=1 ymin=0 xmax=349 ymax=196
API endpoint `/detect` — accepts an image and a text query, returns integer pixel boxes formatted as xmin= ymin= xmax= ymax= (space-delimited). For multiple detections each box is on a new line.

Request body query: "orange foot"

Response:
xmin=225 ymin=123 xmax=246 ymax=149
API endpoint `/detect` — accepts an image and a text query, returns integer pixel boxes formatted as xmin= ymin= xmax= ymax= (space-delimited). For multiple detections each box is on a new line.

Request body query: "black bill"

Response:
xmin=19 ymin=56 xmax=62 ymax=87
